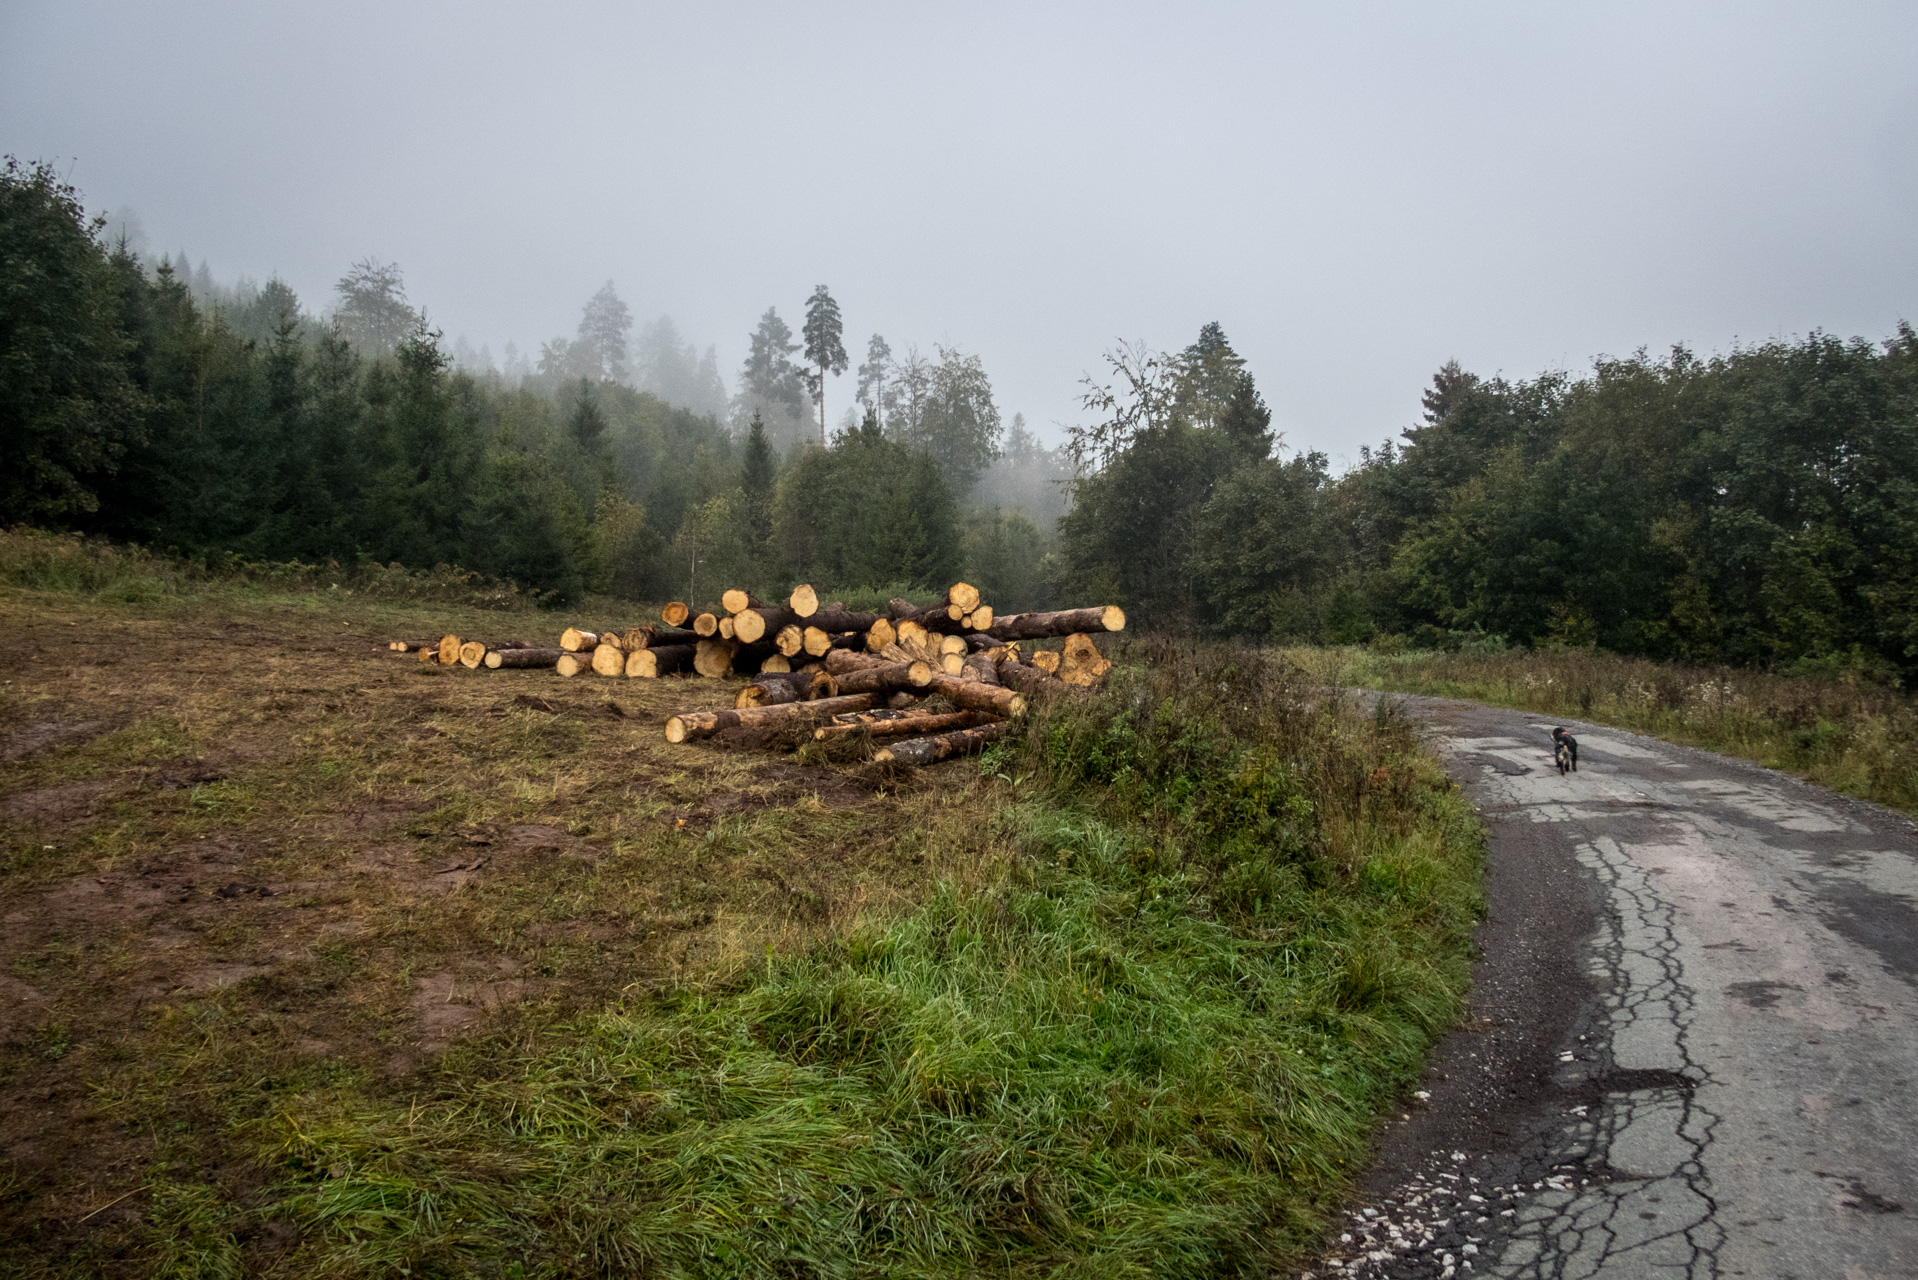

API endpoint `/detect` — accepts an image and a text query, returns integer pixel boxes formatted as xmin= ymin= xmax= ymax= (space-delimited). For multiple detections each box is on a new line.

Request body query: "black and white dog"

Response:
xmin=1552 ymin=726 xmax=1579 ymax=775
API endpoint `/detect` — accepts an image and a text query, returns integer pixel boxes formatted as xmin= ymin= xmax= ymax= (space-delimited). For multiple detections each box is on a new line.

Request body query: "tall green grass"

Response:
xmin=260 ymin=643 xmax=1482 ymax=1278
xmin=1310 ymin=644 xmax=1918 ymax=814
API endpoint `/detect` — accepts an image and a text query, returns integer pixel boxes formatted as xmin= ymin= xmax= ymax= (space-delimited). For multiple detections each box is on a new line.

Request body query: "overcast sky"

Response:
xmin=5 ymin=2 xmax=1914 ymax=461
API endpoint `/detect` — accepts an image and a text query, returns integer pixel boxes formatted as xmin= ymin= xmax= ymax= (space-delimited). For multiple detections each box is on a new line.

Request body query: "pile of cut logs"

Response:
xmin=389 ymin=581 xmax=1123 ymax=765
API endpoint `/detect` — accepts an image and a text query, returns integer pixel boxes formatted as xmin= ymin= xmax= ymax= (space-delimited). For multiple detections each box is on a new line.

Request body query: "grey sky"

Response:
xmin=6 ymin=2 xmax=1914 ymax=462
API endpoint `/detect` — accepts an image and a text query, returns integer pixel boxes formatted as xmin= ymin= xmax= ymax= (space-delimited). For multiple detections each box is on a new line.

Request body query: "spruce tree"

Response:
xmin=802 ymin=285 xmax=848 ymax=446
xmin=741 ymin=410 xmax=775 ymax=549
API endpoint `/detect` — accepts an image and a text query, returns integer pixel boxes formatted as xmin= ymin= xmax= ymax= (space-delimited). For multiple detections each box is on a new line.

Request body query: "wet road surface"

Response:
xmin=1314 ymin=697 xmax=1918 ymax=1280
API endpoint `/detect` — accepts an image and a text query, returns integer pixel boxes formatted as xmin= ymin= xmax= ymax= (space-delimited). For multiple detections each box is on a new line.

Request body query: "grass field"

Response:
xmin=1301 ymin=644 xmax=1918 ymax=816
xmin=0 ymin=534 xmax=1484 ymax=1278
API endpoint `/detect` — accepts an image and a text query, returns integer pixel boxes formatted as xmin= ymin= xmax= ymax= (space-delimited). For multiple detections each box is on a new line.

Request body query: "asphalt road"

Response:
xmin=1312 ymin=696 xmax=1918 ymax=1280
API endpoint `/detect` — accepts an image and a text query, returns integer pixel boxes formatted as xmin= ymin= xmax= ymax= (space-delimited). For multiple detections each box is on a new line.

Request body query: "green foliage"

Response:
xmin=962 ymin=506 xmax=1055 ymax=612
xmin=773 ymin=413 xmax=961 ymax=591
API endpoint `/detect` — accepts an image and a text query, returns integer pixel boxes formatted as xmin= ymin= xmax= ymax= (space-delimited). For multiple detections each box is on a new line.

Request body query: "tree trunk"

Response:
xmin=814 ymin=709 xmax=989 ymax=740
xmin=995 ymin=658 xmax=1072 ymax=701
xmin=1057 ymin=633 xmax=1113 ymax=686
xmin=961 ymin=651 xmax=1001 ymax=686
xmin=831 ymin=661 xmax=933 ymax=695
xmin=788 ymin=584 xmax=819 ymax=618
xmin=985 ymin=607 xmax=1126 ymax=640
xmin=627 ymin=626 xmax=701 ymax=649
xmin=627 ymin=644 xmax=694 ymax=677
xmin=664 ymin=692 xmax=878 ymax=743
xmin=591 ymin=643 xmax=626 ymax=677
xmin=925 ymin=673 xmax=1026 ymax=718
xmin=872 ymin=721 xmax=1008 ymax=766
xmin=487 ymin=647 xmax=566 ymax=669
xmin=693 ymin=612 xmax=720 ymax=638
xmin=807 ymin=605 xmax=880 ymax=634
xmin=734 ymin=670 xmax=837 ymax=709
xmin=662 ymin=601 xmax=691 ymax=627
xmin=693 ymin=638 xmax=737 ymax=678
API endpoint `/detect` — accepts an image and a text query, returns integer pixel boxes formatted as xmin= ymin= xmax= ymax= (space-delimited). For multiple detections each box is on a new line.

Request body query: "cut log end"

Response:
xmin=662 ymin=601 xmax=690 ymax=627
xmin=788 ymin=583 xmax=819 ymax=618
xmin=438 ymin=635 xmax=462 ymax=665
xmin=693 ymin=613 xmax=719 ymax=638
xmin=458 ymin=641 xmax=486 ymax=669
xmin=721 ymin=587 xmax=754 ymax=615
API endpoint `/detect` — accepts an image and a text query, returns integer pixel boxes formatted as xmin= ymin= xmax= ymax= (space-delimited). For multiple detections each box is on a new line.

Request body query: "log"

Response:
xmin=591 ymin=642 xmax=627 ymax=677
xmin=802 ymin=625 xmax=832 ymax=657
xmin=774 ymin=624 xmax=805 ymax=657
xmin=438 ymin=635 xmax=463 ymax=665
xmin=693 ymin=612 xmax=720 ymax=638
xmin=717 ymin=615 xmax=736 ymax=640
xmin=627 ymin=644 xmax=694 ymax=677
xmin=1031 ymin=649 xmax=1062 ymax=675
xmin=560 ymin=628 xmax=602 ymax=653
xmin=926 ymin=673 xmax=1026 ymax=718
xmin=872 ymin=721 xmax=1008 ymax=766
xmin=734 ymin=670 xmax=837 ymax=708
xmin=961 ymin=651 xmax=1001 ymax=686
xmin=760 ymin=653 xmax=792 ymax=673
xmin=814 ymin=709 xmax=990 ymax=740
xmin=865 ymin=617 xmax=896 ymax=652
xmin=556 ymin=652 xmax=594 ymax=677
xmin=487 ymin=647 xmax=566 ymax=669
xmin=1058 ymin=633 xmax=1114 ymax=686
xmin=664 ymin=692 xmax=879 ymax=743
xmin=627 ymin=626 xmax=701 ymax=649
xmin=693 ymin=638 xmax=737 ymax=678
xmin=662 ymin=601 xmax=691 ymax=627
xmin=808 ymin=604 xmax=880 ymax=634
xmin=416 ymin=646 xmax=440 ymax=663
xmin=459 ymin=641 xmax=488 ymax=669
xmin=721 ymin=588 xmax=769 ymax=615
xmin=939 ymin=652 xmax=965 ymax=676
xmin=995 ymin=658 xmax=1072 ymax=701
xmin=832 ymin=661 xmax=934 ymax=696
xmin=734 ymin=606 xmax=799 ymax=645
xmin=788 ymin=584 xmax=819 ymax=618
xmin=391 ymin=639 xmax=439 ymax=652
xmin=985 ymin=606 xmax=1126 ymax=641
xmin=965 ymin=605 xmax=995 ymax=631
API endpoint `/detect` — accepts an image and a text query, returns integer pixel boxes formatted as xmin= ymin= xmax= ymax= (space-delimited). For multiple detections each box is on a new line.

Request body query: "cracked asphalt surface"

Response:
xmin=1312 ymin=696 xmax=1918 ymax=1280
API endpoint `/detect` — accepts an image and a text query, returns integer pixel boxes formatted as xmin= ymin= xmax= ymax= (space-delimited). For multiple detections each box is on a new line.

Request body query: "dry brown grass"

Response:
xmin=0 ymin=583 xmax=993 ymax=1274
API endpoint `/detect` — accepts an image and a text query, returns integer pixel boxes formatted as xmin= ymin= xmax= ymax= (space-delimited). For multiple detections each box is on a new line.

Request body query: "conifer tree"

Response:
xmin=741 ymin=410 xmax=776 ymax=549
xmin=802 ymin=285 xmax=848 ymax=446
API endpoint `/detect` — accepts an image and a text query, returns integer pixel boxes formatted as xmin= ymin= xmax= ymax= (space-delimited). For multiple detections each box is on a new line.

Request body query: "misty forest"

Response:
xmin=7 ymin=156 xmax=1918 ymax=680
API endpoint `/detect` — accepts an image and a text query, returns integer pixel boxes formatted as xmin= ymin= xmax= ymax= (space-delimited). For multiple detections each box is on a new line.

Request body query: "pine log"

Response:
xmin=814 ymin=709 xmax=989 ymax=740
xmin=995 ymin=657 xmax=1073 ymax=700
xmin=560 ymin=628 xmax=602 ymax=653
xmin=693 ymin=612 xmax=720 ymax=638
xmin=788 ymin=584 xmax=819 ymax=618
xmin=664 ymin=692 xmax=878 ymax=743
xmin=925 ymin=673 xmax=1026 ymax=718
xmin=418 ymin=645 xmax=440 ymax=664
xmin=896 ymin=619 xmax=929 ymax=649
xmin=438 ymin=635 xmax=463 ymax=665
xmin=391 ymin=639 xmax=439 ymax=652
xmin=965 ymin=605 xmax=995 ymax=631
xmin=625 ymin=626 xmax=701 ymax=649
xmin=627 ymin=644 xmax=694 ymax=677
xmin=961 ymin=651 xmax=1001 ymax=686
xmin=831 ymin=661 xmax=934 ymax=696
xmin=693 ymin=638 xmax=738 ymax=678
xmin=488 ymin=647 xmax=565 ymax=669
xmin=802 ymin=625 xmax=832 ymax=657
xmin=808 ymin=604 xmax=880 ymax=633
xmin=760 ymin=652 xmax=792 ymax=673
xmin=721 ymin=588 xmax=770 ymax=615
xmin=872 ymin=721 xmax=1007 ymax=766
xmin=865 ymin=617 xmax=897 ymax=652
xmin=718 ymin=615 xmax=736 ymax=640
xmin=734 ymin=606 xmax=799 ymax=645
xmin=939 ymin=652 xmax=965 ymax=676
xmin=1058 ymin=633 xmax=1114 ymax=686
xmin=556 ymin=652 xmax=595 ymax=677
xmin=938 ymin=634 xmax=967 ymax=658
xmin=459 ymin=641 xmax=488 ymax=669
xmin=986 ymin=606 xmax=1126 ymax=640
xmin=734 ymin=670 xmax=837 ymax=708
xmin=591 ymin=643 xmax=626 ymax=677
xmin=773 ymin=624 xmax=805 ymax=657
xmin=662 ymin=601 xmax=691 ymax=627
xmin=1031 ymin=649 xmax=1062 ymax=675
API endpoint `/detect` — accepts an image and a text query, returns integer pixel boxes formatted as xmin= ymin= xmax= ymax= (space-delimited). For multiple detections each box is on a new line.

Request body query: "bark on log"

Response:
xmin=662 ymin=601 xmax=691 ymax=627
xmin=831 ymin=661 xmax=934 ymax=695
xmin=591 ymin=643 xmax=627 ymax=677
xmin=925 ymin=673 xmax=1026 ymax=718
xmin=628 ymin=644 xmax=694 ymax=677
xmin=664 ymin=692 xmax=879 ymax=743
xmin=872 ymin=720 xmax=1008 ymax=766
xmin=734 ymin=606 xmax=800 ymax=645
xmin=693 ymin=638 xmax=737 ymax=678
xmin=459 ymin=641 xmax=488 ymax=669
xmin=808 ymin=605 xmax=880 ymax=634
xmin=556 ymin=652 xmax=595 ymax=677
xmin=625 ymin=626 xmax=701 ymax=649
xmin=438 ymin=635 xmax=463 ymax=665
xmin=985 ymin=606 xmax=1126 ymax=640
xmin=961 ymin=651 xmax=1001 ymax=686
xmin=788 ymin=584 xmax=819 ymax=618
xmin=734 ymin=670 xmax=837 ymax=708
xmin=995 ymin=658 xmax=1073 ymax=701
xmin=693 ymin=612 xmax=720 ymax=637
xmin=487 ymin=647 xmax=566 ymax=669
xmin=814 ymin=709 xmax=990 ymax=740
